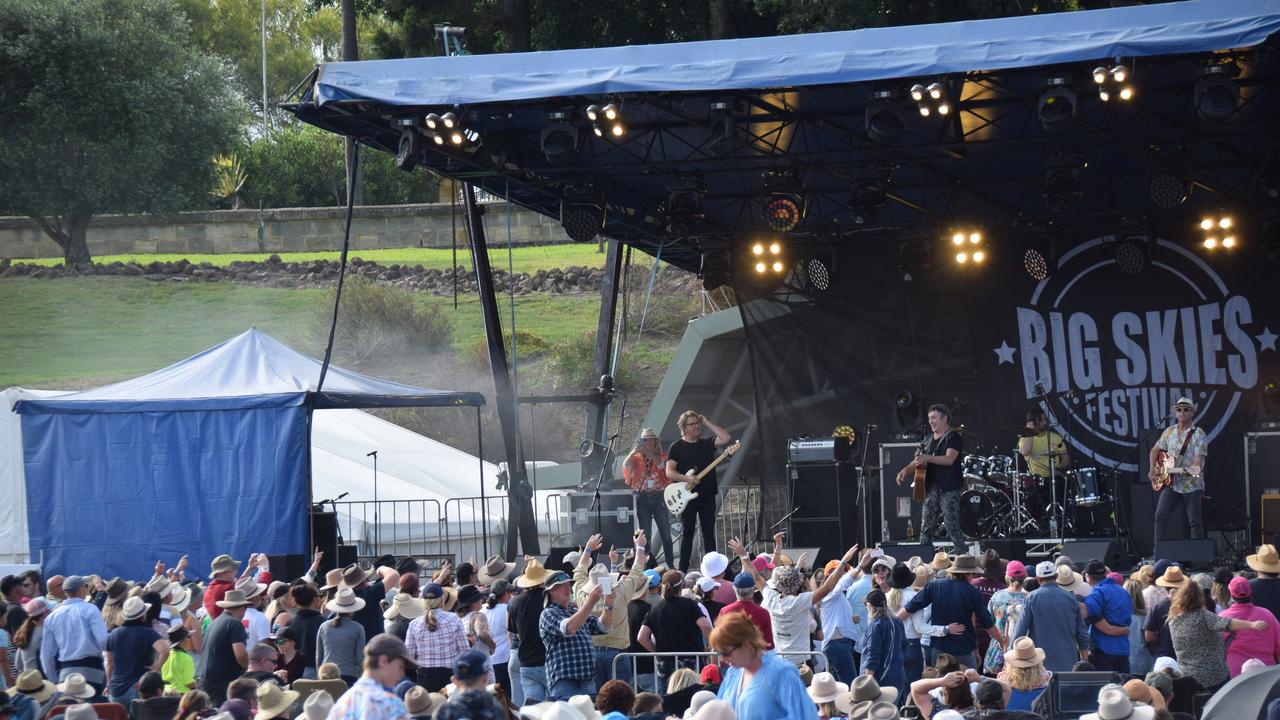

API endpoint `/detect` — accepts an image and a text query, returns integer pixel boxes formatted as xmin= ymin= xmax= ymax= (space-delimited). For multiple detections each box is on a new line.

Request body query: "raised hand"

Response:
xmin=727 ymin=537 xmax=747 ymax=558
xmin=586 ymin=534 xmax=605 ymax=553
xmin=608 ymin=545 xmax=619 ymax=566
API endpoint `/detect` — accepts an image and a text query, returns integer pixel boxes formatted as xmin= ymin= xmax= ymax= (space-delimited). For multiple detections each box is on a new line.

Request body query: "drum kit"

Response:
xmin=957 ymin=425 xmax=1112 ymax=539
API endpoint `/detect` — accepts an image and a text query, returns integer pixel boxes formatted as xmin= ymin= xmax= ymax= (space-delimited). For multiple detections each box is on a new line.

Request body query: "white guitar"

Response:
xmin=663 ymin=441 xmax=741 ymax=515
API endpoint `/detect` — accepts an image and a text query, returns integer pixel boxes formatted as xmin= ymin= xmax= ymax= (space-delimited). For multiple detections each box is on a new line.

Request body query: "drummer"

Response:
xmin=1017 ymin=407 xmax=1071 ymax=479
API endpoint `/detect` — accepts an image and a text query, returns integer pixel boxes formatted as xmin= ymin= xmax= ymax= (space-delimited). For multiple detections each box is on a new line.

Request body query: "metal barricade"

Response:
xmin=610 ymin=650 xmax=824 ymax=693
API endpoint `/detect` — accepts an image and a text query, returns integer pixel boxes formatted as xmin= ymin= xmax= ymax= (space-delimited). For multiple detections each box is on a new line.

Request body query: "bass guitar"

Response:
xmin=1151 ymin=449 xmax=1201 ymax=491
xmin=663 ymin=441 xmax=741 ymax=515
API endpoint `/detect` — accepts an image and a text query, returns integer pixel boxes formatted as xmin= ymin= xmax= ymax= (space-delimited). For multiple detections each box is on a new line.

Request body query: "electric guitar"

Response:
xmin=663 ymin=441 xmax=741 ymax=515
xmin=1151 ymin=449 xmax=1201 ymax=492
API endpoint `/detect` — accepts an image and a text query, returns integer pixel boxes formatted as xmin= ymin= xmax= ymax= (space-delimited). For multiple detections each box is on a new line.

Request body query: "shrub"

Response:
xmin=311 ymin=277 xmax=453 ymax=366
xmin=464 ymin=329 xmax=550 ymax=366
xmin=544 ymin=331 xmax=639 ymax=393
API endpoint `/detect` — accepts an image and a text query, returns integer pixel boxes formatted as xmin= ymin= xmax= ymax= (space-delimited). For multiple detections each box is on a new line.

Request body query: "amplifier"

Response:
xmin=788 ymin=437 xmax=851 ymax=464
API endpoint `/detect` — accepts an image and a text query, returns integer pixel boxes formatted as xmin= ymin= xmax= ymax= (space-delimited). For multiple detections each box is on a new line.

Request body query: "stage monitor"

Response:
xmin=1050 ymin=671 xmax=1122 ymax=720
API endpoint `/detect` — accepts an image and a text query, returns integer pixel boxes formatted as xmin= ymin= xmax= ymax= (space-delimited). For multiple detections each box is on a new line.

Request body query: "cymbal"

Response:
xmin=1000 ymin=424 xmax=1037 ymax=438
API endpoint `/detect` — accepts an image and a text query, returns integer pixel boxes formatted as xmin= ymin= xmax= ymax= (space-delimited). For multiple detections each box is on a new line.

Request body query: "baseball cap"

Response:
xmin=733 ymin=571 xmax=756 ymax=590
xmin=366 ymin=633 xmax=418 ymax=671
xmin=697 ymin=576 xmax=719 ymax=593
xmin=1035 ymin=561 xmax=1056 ymax=579
xmin=1153 ymin=656 xmax=1180 ymax=675
xmin=422 ymin=583 xmax=444 ymax=599
xmin=1230 ymin=576 xmax=1252 ymax=599
xmin=1153 ymin=559 xmax=1175 ymax=578
xmin=752 ymin=554 xmax=776 ymax=572
xmin=1005 ymin=561 xmax=1027 ymax=578
xmin=453 ymin=649 xmax=490 ymax=681
xmin=644 ymin=569 xmax=662 ymax=588
xmin=1144 ymin=671 xmax=1173 ymax=699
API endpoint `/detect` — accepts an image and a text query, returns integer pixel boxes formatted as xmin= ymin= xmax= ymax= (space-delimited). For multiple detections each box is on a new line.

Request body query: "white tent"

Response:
xmin=1 ymin=387 xmax=70 ymax=565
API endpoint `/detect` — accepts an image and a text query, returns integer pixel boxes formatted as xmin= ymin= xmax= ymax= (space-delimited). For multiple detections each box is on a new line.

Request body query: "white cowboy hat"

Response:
xmin=55 ymin=673 xmax=95 ymax=700
xmin=1003 ymin=636 xmax=1047 ymax=669
xmin=383 ymin=592 xmax=425 ymax=621
xmin=121 ymin=595 xmax=148 ymax=622
xmin=1080 ymin=686 xmax=1157 ymax=720
xmin=302 ymin=690 xmax=334 ymax=720
xmin=701 ymin=552 xmax=730 ymax=578
xmin=807 ymin=672 xmax=850 ymax=704
xmin=326 ymin=586 xmax=367 ymax=615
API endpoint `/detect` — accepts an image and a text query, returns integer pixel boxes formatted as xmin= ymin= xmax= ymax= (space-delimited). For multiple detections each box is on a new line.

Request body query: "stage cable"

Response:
xmin=452 ymin=183 xmax=459 ymax=309
xmin=506 ymin=177 xmax=519 ymax=428
xmin=636 ymin=240 xmax=665 ymax=341
xmin=316 ymin=143 xmax=359 ymax=394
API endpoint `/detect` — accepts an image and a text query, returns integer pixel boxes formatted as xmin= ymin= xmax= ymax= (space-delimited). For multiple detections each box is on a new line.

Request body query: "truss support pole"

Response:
xmin=583 ymin=239 xmax=624 ymax=481
xmin=462 ymin=184 xmax=539 ymax=557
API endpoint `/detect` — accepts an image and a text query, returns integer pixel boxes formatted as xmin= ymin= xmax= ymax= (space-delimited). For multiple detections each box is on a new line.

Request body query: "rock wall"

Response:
xmin=0 ymin=202 xmax=574 ymax=259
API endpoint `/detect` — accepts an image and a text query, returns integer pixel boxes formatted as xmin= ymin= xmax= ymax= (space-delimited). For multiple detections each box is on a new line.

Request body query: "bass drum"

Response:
xmin=959 ymin=484 xmax=1012 ymax=538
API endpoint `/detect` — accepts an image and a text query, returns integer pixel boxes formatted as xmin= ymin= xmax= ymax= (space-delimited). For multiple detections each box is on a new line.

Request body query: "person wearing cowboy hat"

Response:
xmin=807 ymin=671 xmax=848 ymax=718
xmin=230 ymin=576 xmax=270 ymax=650
xmin=509 ymin=557 xmax=552 ymax=704
xmin=1247 ymin=544 xmax=1280 ymax=619
xmin=1142 ymin=565 xmax=1191 ymax=664
xmin=623 ymin=427 xmax=676 ymax=566
xmin=318 ymin=587 xmax=369 ymax=686
xmin=327 ymin=633 xmax=416 ymax=720
xmin=902 ymin=554 xmax=1004 ymax=669
xmin=454 ymin=584 xmax=496 ymax=685
xmin=39 ymin=576 xmax=109 ymax=695
xmin=571 ymin=531 xmax=649 ymax=690
xmin=1080 ymin=684 xmax=1157 ymax=720
xmin=403 ymin=685 xmax=446 ymax=720
xmin=477 ymin=555 xmax=517 ymax=587
xmin=539 ymin=565 xmax=614 ymax=701
xmin=102 ymin=595 xmax=168 ymax=705
xmin=1011 ymin=561 xmax=1089 ymax=673
xmin=1148 ymin=396 xmax=1208 ymax=541
xmin=204 ymin=554 xmax=264 ymax=621
xmin=338 ymin=563 xmax=392 ymax=647
xmin=382 ymin=592 xmax=424 ymax=642
xmin=201 ymin=589 xmax=253 ymax=705
xmin=995 ymin=636 xmax=1051 ymax=711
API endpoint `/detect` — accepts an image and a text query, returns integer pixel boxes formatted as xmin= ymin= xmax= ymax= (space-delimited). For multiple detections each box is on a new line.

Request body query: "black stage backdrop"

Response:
xmin=740 ymin=235 xmax=1279 ymax=535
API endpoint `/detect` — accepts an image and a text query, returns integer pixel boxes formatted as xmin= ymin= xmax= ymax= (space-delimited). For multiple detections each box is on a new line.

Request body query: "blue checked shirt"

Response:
xmin=539 ymin=601 xmax=607 ymax=687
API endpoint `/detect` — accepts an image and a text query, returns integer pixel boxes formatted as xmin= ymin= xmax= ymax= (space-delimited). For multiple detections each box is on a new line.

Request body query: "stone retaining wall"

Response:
xmin=0 ymin=202 xmax=573 ymax=259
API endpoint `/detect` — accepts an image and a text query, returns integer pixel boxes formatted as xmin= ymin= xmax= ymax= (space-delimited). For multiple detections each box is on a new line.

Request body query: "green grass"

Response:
xmin=16 ymin=244 xmax=609 ymax=273
xmin=0 ymin=277 xmax=605 ymax=388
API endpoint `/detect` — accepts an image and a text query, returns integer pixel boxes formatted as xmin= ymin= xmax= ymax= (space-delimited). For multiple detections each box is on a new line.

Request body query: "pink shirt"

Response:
xmin=1219 ymin=602 xmax=1280 ymax=676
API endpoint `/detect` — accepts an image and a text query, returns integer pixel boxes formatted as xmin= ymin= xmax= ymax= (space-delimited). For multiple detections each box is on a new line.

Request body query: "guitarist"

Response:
xmin=666 ymin=410 xmax=732 ymax=572
xmin=895 ymin=403 xmax=967 ymax=555
xmin=1148 ymin=397 xmax=1208 ymax=540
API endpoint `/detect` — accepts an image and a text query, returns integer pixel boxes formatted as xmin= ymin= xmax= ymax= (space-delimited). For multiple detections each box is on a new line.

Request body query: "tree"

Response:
xmin=0 ymin=0 xmax=245 ymax=266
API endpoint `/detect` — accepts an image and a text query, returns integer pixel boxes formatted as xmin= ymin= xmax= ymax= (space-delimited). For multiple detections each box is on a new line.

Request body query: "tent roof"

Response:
xmin=308 ymin=0 xmax=1280 ymax=108
xmin=15 ymin=328 xmax=484 ymax=413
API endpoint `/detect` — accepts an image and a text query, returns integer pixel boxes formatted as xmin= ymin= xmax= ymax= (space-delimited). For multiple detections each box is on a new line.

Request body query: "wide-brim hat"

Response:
xmin=1171 ymin=397 xmax=1198 ymax=412
xmin=142 ymin=576 xmax=170 ymax=595
xmin=216 ymin=589 xmax=251 ymax=609
xmin=701 ymin=552 xmax=730 ymax=578
xmin=103 ymin=577 xmax=128 ymax=605
xmin=256 ymin=681 xmax=300 ymax=720
xmin=341 ymin=563 xmax=373 ymax=588
xmin=234 ymin=577 xmax=267 ymax=601
xmin=165 ymin=583 xmax=193 ymax=614
xmin=441 ymin=586 xmax=459 ymax=612
xmin=326 ymin=587 xmax=367 ymax=615
xmin=1155 ymin=566 xmax=1190 ymax=589
xmin=384 ymin=592 xmax=425 ymax=620
xmin=55 ymin=673 xmax=96 ymax=700
xmin=302 ymin=690 xmax=334 ymax=720
xmin=835 ymin=675 xmax=898 ymax=713
xmin=1080 ymin=687 xmax=1157 ymax=720
xmin=930 ymin=551 xmax=953 ymax=570
xmin=318 ymin=568 xmax=344 ymax=593
xmin=949 ymin=554 xmax=982 ymax=575
xmin=404 ymin=686 xmax=446 ymax=716
xmin=1057 ymin=566 xmax=1092 ymax=596
xmin=478 ymin=555 xmax=517 ymax=586
xmin=1248 ymin=545 xmax=1280 ymax=573
xmin=1003 ymin=636 xmax=1046 ymax=668
xmin=517 ymin=558 xmax=551 ymax=589
xmin=210 ymin=554 xmax=241 ymax=575
xmin=168 ymin=626 xmax=190 ymax=648
xmin=639 ymin=427 xmax=659 ymax=440
xmin=807 ymin=672 xmax=849 ymax=704
xmin=7 ymin=670 xmax=55 ymax=703
xmin=63 ymin=705 xmax=99 ymax=720
xmin=121 ymin=595 xmax=148 ymax=622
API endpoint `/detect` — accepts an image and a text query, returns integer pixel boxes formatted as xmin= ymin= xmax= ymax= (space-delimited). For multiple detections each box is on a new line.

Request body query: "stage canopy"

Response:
xmin=14 ymin=329 xmax=483 ymax=580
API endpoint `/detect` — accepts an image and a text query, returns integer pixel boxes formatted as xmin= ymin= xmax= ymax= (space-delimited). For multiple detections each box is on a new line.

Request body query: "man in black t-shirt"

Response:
xmin=895 ymin=403 xmax=967 ymax=554
xmin=508 ymin=560 xmax=549 ymax=704
xmin=201 ymin=589 xmax=250 ymax=705
xmin=665 ymin=411 xmax=733 ymax=572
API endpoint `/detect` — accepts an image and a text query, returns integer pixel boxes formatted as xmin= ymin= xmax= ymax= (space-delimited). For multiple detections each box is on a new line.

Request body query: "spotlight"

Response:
xmin=432 ymin=134 xmax=444 ymax=146
xmin=910 ymin=80 xmax=949 ymax=117
xmin=394 ymin=128 xmax=422 ymax=171
xmin=1093 ymin=63 xmax=1133 ymax=102
xmin=1147 ymin=163 xmax=1190 ymax=209
xmin=761 ymin=170 xmax=805 ymax=233
xmin=1023 ymin=231 xmax=1058 ymax=281
xmin=663 ymin=177 xmax=705 ymax=227
xmin=865 ymin=89 xmax=907 ymax=142
xmin=956 ymin=252 xmax=969 ymax=263
xmin=540 ymin=115 xmax=581 ymax=164
xmin=1195 ymin=63 xmax=1240 ymax=122
xmin=560 ymin=186 xmax=604 ymax=243
xmin=800 ymin=242 xmax=837 ymax=293
xmin=1114 ymin=236 xmax=1149 ymax=275
xmin=910 ymin=84 xmax=926 ymax=102
xmin=586 ymin=105 xmax=602 ymax=122
xmin=441 ymin=112 xmax=458 ymax=129
xmin=708 ymin=103 xmax=735 ymax=157
xmin=602 ymin=103 xmax=619 ymax=121
xmin=586 ymin=102 xmax=624 ymax=139
xmin=425 ymin=113 xmax=442 ymax=130
xmin=449 ymin=130 xmax=464 ymax=145
xmin=973 ymin=250 xmax=985 ymax=263
xmin=1199 ymin=213 xmax=1237 ymax=250
xmin=805 ymin=257 xmax=830 ymax=290
xmin=1025 ymin=249 xmax=1049 ymax=280
xmin=897 ymin=240 xmax=932 ymax=283
xmin=950 ymin=228 xmax=985 ymax=267
xmin=749 ymin=238 xmax=785 ymax=276
xmin=952 ymin=233 xmax=964 ymax=246
xmin=1043 ymin=155 xmax=1084 ymax=213
xmin=1038 ymin=75 xmax=1077 ymax=131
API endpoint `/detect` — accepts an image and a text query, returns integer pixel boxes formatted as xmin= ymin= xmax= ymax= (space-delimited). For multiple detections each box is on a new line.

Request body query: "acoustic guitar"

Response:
xmin=1151 ymin=449 xmax=1201 ymax=492
xmin=663 ymin=441 xmax=741 ymax=515
xmin=911 ymin=438 xmax=928 ymax=503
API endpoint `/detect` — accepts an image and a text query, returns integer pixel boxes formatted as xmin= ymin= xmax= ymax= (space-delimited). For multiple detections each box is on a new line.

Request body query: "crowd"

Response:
xmin=5 ymin=538 xmax=1280 ymax=720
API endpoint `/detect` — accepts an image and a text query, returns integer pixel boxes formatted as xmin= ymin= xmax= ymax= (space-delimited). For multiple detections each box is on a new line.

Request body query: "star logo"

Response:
xmin=994 ymin=340 xmax=1016 ymax=365
xmin=1258 ymin=327 xmax=1277 ymax=352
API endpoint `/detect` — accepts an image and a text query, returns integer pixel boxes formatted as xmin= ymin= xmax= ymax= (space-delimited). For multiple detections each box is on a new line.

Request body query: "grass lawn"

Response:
xmin=17 ymin=244 xmax=610 ymax=273
xmin=0 ymin=277 xmax=607 ymax=389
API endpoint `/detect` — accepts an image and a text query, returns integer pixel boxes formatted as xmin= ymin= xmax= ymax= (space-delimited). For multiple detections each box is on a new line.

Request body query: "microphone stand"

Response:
xmin=589 ymin=432 xmax=620 ymax=541
xmin=859 ymin=424 xmax=877 ymax=548
xmin=367 ymin=451 xmax=379 ymax=554
xmin=1035 ymin=385 xmax=1066 ymax=547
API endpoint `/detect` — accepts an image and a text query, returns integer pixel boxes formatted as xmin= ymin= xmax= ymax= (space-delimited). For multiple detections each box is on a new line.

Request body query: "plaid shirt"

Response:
xmin=327 ymin=676 xmax=410 ymax=720
xmin=405 ymin=610 xmax=469 ymax=669
xmin=539 ymin=601 xmax=607 ymax=687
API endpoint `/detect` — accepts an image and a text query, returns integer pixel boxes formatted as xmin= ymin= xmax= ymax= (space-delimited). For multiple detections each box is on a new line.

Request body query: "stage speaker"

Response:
xmin=266 ymin=554 xmax=308 ymax=582
xmin=1247 ymin=432 xmax=1280 ymax=544
xmin=789 ymin=462 xmax=858 ymax=564
xmin=978 ymin=539 xmax=1028 ymax=566
xmin=1060 ymin=539 xmax=1122 ymax=569
xmin=1154 ymin=538 xmax=1217 ymax=569
xmin=310 ymin=511 xmax=342 ymax=575
xmin=567 ymin=491 xmax=636 ymax=549
xmin=879 ymin=542 xmax=935 ymax=564
xmin=1262 ymin=495 xmax=1280 ymax=545
xmin=1047 ymin=672 xmax=1124 ymax=720
xmin=544 ymin=546 xmax=578 ymax=573
xmin=337 ymin=544 xmax=358 ymax=568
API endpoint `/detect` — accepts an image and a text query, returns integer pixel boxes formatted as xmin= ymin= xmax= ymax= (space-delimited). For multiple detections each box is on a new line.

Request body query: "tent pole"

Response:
xmin=477 ymin=405 xmax=488 ymax=559
xmin=462 ymin=183 xmax=539 ymax=558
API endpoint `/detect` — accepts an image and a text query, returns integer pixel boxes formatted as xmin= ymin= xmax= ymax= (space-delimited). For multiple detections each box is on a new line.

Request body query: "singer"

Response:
xmin=623 ymin=428 xmax=676 ymax=564
xmin=665 ymin=410 xmax=732 ymax=572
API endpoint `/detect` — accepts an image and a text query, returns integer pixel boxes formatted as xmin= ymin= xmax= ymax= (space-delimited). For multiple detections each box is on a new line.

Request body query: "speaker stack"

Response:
xmin=787 ymin=462 xmax=858 ymax=564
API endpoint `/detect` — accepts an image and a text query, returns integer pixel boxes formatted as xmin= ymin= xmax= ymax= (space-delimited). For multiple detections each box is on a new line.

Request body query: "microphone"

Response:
xmin=335 ymin=492 xmax=349 ymax=500
xmin=608 ymin=432 xmax=620 ymax=442
xmin=366 ymin=450 xmax=377 ymax=457
xmin=866 ymin=424 xmax=879 ymax=431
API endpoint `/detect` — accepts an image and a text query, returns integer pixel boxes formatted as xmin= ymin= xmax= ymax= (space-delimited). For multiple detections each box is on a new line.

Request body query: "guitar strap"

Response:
xmin=1175 ymin=426 xmax=1196 ymax=462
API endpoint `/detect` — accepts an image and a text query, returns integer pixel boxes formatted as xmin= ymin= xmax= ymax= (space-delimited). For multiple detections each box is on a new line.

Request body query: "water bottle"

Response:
xmin=1049 ymin=514 xmax=1059 ymax=537
xmin=906 ymin=519 xmax=915 ymax=541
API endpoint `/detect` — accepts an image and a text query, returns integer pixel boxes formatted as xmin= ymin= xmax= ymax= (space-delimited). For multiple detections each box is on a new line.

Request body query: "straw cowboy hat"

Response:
xmin=807 ymin=672 xmax=849 ymax=704
xmin=1248 ymin=545 xmax=1280 ymax=574
xmin=142 ymin=576 xmax=170 ymax=595
xmin=341 ymin=563 xmax=374 ymax=588
xmin=1003 ymin=636 xmax=1047 ymax=669
xmin=121 ymin=596 xmax=149 ymax=622
xmin=1155 ymin=565 xmax=1190 ymax=590
xmin=234 ymin=576 xmax=267 ymax=600
xmin=318 ymin=568 xmax=344 ymax=593
xmin=948 ymin=554 xmax=983 ymax=575
xmin=404 ymin=686 xmax=446 ymax=717
xmin=835 ymin=675 xmax=899 ymax=714
xmin=7 ymin=670 xmax=55 ymax=703
xmin=516 ymin=558 xmax=551 ymax=589
xmin=478 ymin=554 xmax=517 ymax=586
xmin=210 ymin=554 xmax=241 ymax=575
xmin=55 ymin=673 xmax=96 ymax=700
xmin=326 ymin=587 xmax=367 ymax=615
xmin=302 ymin=690 xmax=334 ymax=720
xmin=215 ymin=589 xmax=252 ymax=609
xmin=1080 ymin=686 xmax=1157 ymax=720
xmin=930 ymin=551 xmax=953 ymax=570
xmin=1057 ymin=566 xmax=1093 ymax=596
xmin=1171 ymin=396 xmax=1198 ymax=412
xmin=383 ymin=592 xmax=425 ymax=621
xmin=256 ymin=681 xmax=301 ymax=720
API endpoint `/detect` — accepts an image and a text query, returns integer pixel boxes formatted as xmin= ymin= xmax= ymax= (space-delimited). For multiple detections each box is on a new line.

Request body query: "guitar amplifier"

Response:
xmin=788 ymin=437 xmax=851 ymax=464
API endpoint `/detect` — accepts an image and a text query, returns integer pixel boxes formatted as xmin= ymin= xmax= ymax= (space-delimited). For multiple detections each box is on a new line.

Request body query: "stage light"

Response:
xmin=602 ymin=104 xmax=619 ymax=121
xmin=1038 ymin=75 xmax=1077 ymax=130
xmin=806 ymin=257 xmax=830 ymax=290
xmin=441 ymin=112 xmax=458 ymax=129
xmin=973 ymin=250 xmax=985 ymax=263
xmin=762 ymin=170 xmax=805 ymax=232
xmin=752 ymin=243 xmax=764 ymax=255
xmin=1223 ymin=236 xmax=1236 ymax=248
xmin=611 ymin=124 xmax=625 ymax=137
xmin=1093 ymin=63 xmax=1133 ymax=102
xmin=910 ymin=80 xmax=949 ymax=117
xmin=801 ymin=242 xmax=837 ymax=292
xmin=866 ymin=89 xmax=907 ymax=142
xmin=1201 ymin=217 xmax=1214 ymax=230
xmin=1147 ymin=164 xmax=1190 ymax=209
xmin=937 ymin=101 xmax=951 ymax=116
xmin=749 ymin=238 xmax=786 ymax=276
xmin=850 ymin=180 xmax=887 ymax=224
xmin=897 ymin=240 xmax=932 ymax=282
xmin=910 ymin=84 xmax=926 ymax=102
xmin=952 ymin=233 xmax=964 ymax=245
xmin=1044 ymin=155 xmax=1084 ymax=212
xmin=969 ymin=232 xmax=981 ymax=244
xmin=1115 ymin=237 xmax=1148 ymax=274
xmin=918 ymin=105 xmax=931 ymax=117
xmin=1119 ymin=86 xmax=1134 ymax=101
xmin=754 ymin=261 xmax=767 ymax=273
xmin=769 ymin=241 xmax=781 ymax=254
xmin=1110 ymin=66 xmax=1128 ymax=83
xmin=956 ymin=252 xmax=968 ymax=263
xmin=449 ymin=130 xmax=464 ymax=145
xmin=772 ymin=261 xmax=784 ymax=272
xmin=540 ymin=117 xmax=581 ymax=164
xmin=432 ymin=134 xmax=445 ymax=146
xmin=1025 ymin=249 xmax=1049 ymax=280
xmin=585 ymin=105 xmax=601 ymax=122
xmin=1219 ymin=217 xmax=1233 ymax=229
xmin=708 ymin=102 xmax=736 ymax=156
xmin=663 ymin=177 xmax=705 ymax=227
xmin=950 ymin=229 xmax=985 ymax=267
xmin=1092 ymin=67 xmax=1108 ymax=85
xmin=425 ymin=113 xmax=442 ymax=130
xmin=927 ymin=83 xmax=943 ymax=100
xmin=560 ymin=186 xmax=605 ymax=243
xmin=592 ymin=125 xmax=604 ymax=138
xmin=1204 ymin=237 xmax=1218 ymax=249
xmin=1199 ymin=213 xmax=1236 ymax=250
xmin=394 ymin=128 xmax=422 ymax=171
